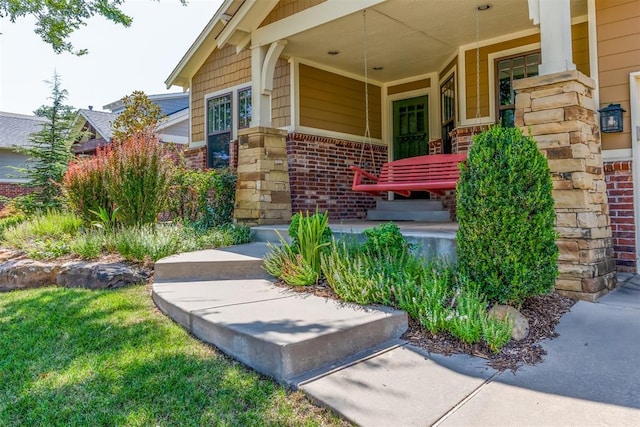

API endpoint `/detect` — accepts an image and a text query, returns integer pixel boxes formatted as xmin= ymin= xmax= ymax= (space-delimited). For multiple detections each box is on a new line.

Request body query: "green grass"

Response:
xmin=0 ymin=286 xmax=348 ymax=426
xmin=0 ymin=211 xmax=252 ymax=262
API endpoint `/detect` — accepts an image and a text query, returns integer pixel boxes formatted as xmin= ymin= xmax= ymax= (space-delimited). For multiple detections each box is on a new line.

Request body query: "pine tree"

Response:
xmin=14 ymin=73 xmax=78 ymax=212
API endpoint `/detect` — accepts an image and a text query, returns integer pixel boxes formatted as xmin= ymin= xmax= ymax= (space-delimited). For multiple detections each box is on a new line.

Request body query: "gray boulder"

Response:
xmin=488 ymin=304 xmax=530 ymax=341
xmin=0 ymin=259 xmax=59 ymax=291
xmin=57 ymin=261 xmax=150 ymax=289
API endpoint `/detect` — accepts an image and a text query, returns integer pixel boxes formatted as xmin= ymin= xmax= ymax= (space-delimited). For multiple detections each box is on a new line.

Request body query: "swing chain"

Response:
xmin=358 ymin=9 xmax=376 ymax=172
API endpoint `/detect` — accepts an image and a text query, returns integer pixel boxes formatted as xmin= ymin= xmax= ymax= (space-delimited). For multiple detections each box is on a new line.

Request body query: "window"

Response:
xmin=238 ymin=88 xmax=252 ymax=129
xmin=496 ymin=52 xmax=540 ymax=127
xmin=205 ymin=86 xmax=252 ymax=168
xmin=440 ymin=74 xmax=455 ymax=154
xmin=207 ymin=93 xmax=232 ymax=168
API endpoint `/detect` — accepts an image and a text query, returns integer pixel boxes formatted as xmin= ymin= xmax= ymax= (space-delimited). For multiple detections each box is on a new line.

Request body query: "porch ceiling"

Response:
xmin=282 ymin=0 xmax=587 ymax=84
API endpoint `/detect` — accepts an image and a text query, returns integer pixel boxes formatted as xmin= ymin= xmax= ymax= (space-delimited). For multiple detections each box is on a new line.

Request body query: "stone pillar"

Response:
xmin=234 ymin=126 xmax=292 ymax=226
xmin=514 ymin=70 xmax=616 ymax=301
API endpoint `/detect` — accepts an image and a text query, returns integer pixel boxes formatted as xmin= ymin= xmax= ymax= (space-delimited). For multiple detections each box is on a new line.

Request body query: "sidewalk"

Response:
xmin=302 ymin=275 xmax=640 ymax=426
xmin=153 ymin=246 xmax=640 ymax=426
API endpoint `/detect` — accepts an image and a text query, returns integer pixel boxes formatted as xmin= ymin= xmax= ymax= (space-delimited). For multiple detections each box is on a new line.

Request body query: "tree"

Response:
xmin=111 ymin=91 xmax=165 ymax=144
xmin=14 ymin=73 xmax=79 ymax=212
xmin=0 ymin=0 xmax=186 ymax=55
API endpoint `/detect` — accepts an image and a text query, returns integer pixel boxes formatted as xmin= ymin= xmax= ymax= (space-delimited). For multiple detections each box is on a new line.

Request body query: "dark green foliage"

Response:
xmin=168 ymin=168 xmax=238 ymax=228
xmin=362 ymin=222 xmax=415 ymax=257
xmin=288 ymin=210 xmax=333 ymax=249
xmin=456 ymin=125 xmax=558 ymax=306
xmin=0 ymin=1 xmax=185 ymax=55
xmin=13 ymin=73 xmax=78 ymax=213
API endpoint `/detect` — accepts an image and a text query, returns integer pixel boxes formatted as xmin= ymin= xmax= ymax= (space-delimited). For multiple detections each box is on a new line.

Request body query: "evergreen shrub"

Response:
xmin=456 ymin=125 xmax=558 ymax=306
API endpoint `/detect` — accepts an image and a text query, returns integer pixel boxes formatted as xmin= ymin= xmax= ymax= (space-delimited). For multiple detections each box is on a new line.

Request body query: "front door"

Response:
xmin=393 ymin=96 xmax=429 ymax=160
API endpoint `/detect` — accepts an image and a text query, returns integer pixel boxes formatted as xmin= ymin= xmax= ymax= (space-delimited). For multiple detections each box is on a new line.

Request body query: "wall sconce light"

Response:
xmin=598 ymin=103 xmax=626 ymax=133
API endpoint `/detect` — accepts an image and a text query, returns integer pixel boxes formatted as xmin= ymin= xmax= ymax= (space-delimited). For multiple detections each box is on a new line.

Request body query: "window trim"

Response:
xmin=485 ymin=42 xmax=541 ymax=124
xmin=203 ymin=83 xmax=253 ymax=143
xmin=203 ymin=84 xmax=252 ymax=168
xmin=494 ymin=49 xmax=541 ymax=126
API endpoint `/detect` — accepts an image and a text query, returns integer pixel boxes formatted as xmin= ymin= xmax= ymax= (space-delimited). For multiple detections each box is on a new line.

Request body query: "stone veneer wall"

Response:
xmin=604 ymin=160 xmax=637 ymax=272
xmin=286 ymin=133 xmax=388 ymax=219
xmin=514 ymin=70 xmax=616 ymax=301
xmin=234 ymin=127 xmax=292 ymax=225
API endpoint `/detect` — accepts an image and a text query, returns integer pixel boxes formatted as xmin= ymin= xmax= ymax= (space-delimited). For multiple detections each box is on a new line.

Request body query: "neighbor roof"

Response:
xmin=77 ymin=109 xmax=118 ymax=142
xmin=0 ymin=111 xmax=48 ymax=149
xmin=102 ymin=92 xmax=189 ymax=115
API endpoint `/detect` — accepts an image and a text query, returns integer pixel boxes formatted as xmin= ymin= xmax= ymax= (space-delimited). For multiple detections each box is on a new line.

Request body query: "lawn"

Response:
xmin=0 ymin=285 xmax=347 ymax=426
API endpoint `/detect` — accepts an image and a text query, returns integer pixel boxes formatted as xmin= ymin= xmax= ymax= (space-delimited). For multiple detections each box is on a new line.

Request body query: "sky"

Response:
xmin=0 ymin=0 xmax=224 ymax=116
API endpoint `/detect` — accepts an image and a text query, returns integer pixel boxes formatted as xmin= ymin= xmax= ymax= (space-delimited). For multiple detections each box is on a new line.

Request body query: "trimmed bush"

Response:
xmin=456 ymin=125 xmax=558 ymax=306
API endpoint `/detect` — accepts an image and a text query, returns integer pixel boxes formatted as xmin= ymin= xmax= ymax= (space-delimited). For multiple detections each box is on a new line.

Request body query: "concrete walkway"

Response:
xmin=302 ymin=275 xmax=640 ymax=426
xmin=153 ymin=246 xmax=640 ymax=426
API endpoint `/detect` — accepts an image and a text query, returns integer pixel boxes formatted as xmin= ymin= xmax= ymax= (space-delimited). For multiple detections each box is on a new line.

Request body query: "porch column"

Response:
xmin=250 ymin=45 xmax=271 ymax=127
xmin=528 ymin=0 xmax=576 ymax=75
xmin=234 ymin=126 xmax=292 ymax=226
xmin=514 ymin=70 xmax=616 ymax=301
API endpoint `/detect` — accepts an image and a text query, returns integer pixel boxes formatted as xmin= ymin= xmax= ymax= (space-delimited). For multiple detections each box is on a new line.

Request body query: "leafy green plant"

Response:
xmin=90 ymin=206 xmax=120 ymax=232
xmin=482 ymin=315 xmax=513 ymax=353
xmin=291 ymin=210 xmax=331 ymax=278
xmin=1 ymin=211 xmax=81 ymax=249
xmin=0 ymin=214 xmax=26 ymax=239
xmin=456 ymin=125 xmax=558 ymax=306
xmin=362 ymin=222 xmax=415 ymax=257
xmin=69 ymin=230 xmax=105 ymax=259
xmin=448 ymin=285 xmax=486 ymax=345
xmin=25 ymin=238 xmax=71 ymax=260
xmin=111 ymin=225 xmax=184 ymax=262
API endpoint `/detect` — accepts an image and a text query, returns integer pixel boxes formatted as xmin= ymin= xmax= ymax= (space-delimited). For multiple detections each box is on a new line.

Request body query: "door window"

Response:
xmin=440 ymin=75 xmax=455 ymax=154
xmin=206 ymin=93 xmax=232 ymax=168
xmin=393 ymin=96 xmax=429 ymax=160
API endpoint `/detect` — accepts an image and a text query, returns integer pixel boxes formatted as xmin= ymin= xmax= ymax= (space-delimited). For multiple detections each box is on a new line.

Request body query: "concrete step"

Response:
xmin=154 ymin=242 xmax=271 ymax=282
xmin=367 ymin=209 xmax=451 ymax=222
xmin=152 ymin=279 xmax=407 ymax=384
xmin=376 ymin=199 xmax=444 ymax=211
xmin=251 ymin=223 xmax=458 ymax=262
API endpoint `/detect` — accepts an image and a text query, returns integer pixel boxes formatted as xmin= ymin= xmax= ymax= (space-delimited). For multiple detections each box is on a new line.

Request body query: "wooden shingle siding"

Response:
xmin=299 ymin=64 xmax=382 ymax=139
xmin=464 ymin=23 xmax=590 ymax=120
xmin=272 ymin=58 xmax=291 ymax=128
xmin=260 ymin=0 xmax=326 ymax=27
xmin=191 ymin=45 xmax=251 ymax=142
xmin=597 ymin=0 xmax=640 ymax=150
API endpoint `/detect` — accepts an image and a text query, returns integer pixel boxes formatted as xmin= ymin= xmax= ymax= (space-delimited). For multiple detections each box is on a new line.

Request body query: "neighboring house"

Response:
xmin=0 ymin=112 xmax=48 ymax=206
xmin=72 ymin=92 xmax=190 ymax=155
xmin=167 ymin=0 xmax=637 ymax=300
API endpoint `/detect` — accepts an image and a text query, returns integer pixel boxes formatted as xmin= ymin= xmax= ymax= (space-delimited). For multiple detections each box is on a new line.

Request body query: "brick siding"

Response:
xmin=604 ymin=160 xmax=637 ymax=272
xmin=287 ymin=133 xmax=387 ymax=219
xmin=0 ymin=182 xmax=34 ymax=209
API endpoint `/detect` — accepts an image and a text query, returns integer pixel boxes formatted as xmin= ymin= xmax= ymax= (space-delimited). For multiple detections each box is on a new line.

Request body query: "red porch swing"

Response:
xmin=349 ymin=10 xmax=469 ymax=198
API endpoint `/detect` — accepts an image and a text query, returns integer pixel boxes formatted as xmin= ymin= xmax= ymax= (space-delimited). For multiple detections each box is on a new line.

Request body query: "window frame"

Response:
xmin=203 ymin=84 xmax=252 ymax=168
xmin=494 ymin=50 xmax=541 ymax=126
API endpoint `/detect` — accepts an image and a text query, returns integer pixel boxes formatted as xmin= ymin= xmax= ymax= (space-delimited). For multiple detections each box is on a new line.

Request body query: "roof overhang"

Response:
xmin=165 ymin=0 xmax=279 ymax=90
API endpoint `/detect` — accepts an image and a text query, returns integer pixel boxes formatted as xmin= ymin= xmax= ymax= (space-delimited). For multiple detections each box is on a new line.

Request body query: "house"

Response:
xmin=165 ymin=0 xmax=639 ymax=300
xmin=72 ymin=92 xmax=190 ymax=155
xmin=0 ymin=112 xmax=48 ymax=206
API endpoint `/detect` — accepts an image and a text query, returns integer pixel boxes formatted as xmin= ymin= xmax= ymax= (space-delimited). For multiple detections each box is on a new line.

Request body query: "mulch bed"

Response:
xmin=273 ymin=279 xmax=576 ymax=372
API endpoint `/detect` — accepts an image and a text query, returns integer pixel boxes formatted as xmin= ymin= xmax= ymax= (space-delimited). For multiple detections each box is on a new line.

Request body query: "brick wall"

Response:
xmin=604 ymin=160 xmax=637 ymax=272
xmin=0 ymin=182 xmax=34 ymax=208
xmin=287 ymin=133 xmax=387 ymax=219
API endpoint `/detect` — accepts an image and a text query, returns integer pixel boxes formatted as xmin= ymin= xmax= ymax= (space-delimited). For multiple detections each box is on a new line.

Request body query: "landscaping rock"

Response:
xmin=0 ymin=248 xmax=20 ymax=263
xmin=57 ymin=261 xmax=151 ymax=289
xmin=489 ymin=305 xmax=530 ymax=341
xmin=0 ymin=259 xmax=59 ymax=291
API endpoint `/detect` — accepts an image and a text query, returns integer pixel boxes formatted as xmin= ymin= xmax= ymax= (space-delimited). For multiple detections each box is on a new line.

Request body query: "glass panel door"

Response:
xmin=393 ymin=95 xmax=429 ymax=160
